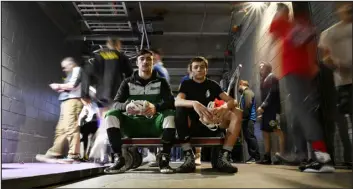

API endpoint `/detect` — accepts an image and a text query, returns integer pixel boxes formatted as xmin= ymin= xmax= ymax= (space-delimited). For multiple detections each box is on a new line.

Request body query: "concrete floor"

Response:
xmin=55 ymin=163 xmax=352 ymax=188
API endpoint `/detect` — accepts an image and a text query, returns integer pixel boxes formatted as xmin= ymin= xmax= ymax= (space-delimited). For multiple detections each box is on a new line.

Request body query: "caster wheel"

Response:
xmin=211 ymin=146 xmax=222 ymax=169
xmin=130 ymin=147 xmax=143 ymax=169
xmin=122 ymin=148 xmax=134 ymax=170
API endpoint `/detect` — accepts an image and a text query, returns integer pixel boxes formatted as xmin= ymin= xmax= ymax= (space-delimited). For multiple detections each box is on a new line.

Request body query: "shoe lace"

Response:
xmin=218 ymin=151 xmax=232 ymax=167
xmin=180 ymin=152 xmax=194 ymax=168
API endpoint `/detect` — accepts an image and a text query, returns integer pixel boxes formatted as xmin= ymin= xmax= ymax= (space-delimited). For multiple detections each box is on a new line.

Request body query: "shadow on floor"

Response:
xmin=313 ymin=172 xmax=352 ymax=188
xmin=199 ymin=168 xmax=235 ymax=177
xmin=129 ymin=167 xmax=233 ymax=178
xmin=40 ymin=175 xmax=103 ymax=189
xmin=267 ymin=170 xmax=352 ymax=188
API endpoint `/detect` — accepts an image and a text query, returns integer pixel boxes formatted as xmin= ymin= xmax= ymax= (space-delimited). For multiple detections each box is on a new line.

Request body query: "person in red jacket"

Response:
xmin=269 ymin=3 xmax=334 ymax=173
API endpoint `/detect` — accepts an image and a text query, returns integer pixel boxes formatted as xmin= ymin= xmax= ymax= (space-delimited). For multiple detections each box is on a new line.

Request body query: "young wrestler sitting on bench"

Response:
xmin=175 ymin=56 xmax=243 ymax=174
xmin=104 ymin=49 xmax=176 ymax=174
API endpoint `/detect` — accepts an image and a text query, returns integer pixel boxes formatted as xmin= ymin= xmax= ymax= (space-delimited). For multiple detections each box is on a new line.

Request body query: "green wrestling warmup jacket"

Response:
xmin=112 ymin=70 xmax=175 ymax=112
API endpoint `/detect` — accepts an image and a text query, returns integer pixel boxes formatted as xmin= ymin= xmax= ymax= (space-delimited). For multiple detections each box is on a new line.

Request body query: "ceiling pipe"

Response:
xmin=162 ymin=32 xmax=228 ymax=36
xmin=140 ymin=31 xmax=145 ymax=50
xmin=138 ymin=2 xmax=150 ymax=49
xmin=66 ymin=36 xmax=139 ymax=41
xmin=78 ymin=16 xmax=164 ymax=22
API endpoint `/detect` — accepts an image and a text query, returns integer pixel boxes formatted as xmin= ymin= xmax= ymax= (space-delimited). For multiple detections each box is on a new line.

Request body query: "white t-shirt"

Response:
xmin=78 ymin=102 xmax=98 ymax=125
xmin=58 ymin=67 xmax=82 ymax=101
xmin=318 ymin=21 xmax=352 ymax=86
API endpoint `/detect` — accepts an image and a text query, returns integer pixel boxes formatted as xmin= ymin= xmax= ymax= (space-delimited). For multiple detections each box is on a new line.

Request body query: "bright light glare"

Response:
xmin=251 ymin=2 xmax=265 ymax=9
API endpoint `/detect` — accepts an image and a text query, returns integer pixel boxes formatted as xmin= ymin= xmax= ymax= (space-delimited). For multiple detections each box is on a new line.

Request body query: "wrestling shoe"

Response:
xmin=158 ymin=153 xmax=174 ymax=174
xmin=104 ymin=153 xmax=126 ymax=174
xmin=176 ymin=150 xmax=196 ymax=173
xmin=299 ymin=151 xmax=335 ymax=173
xmin=216 ymin=150 xmax=238 ymax=173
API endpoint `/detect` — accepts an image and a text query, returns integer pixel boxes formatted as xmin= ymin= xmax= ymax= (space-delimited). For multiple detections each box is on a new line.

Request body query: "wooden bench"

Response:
xmin=121 ymin=137 xmax=225 ymax=147
xmin=120 ymin=137 xmax=245 ymax=170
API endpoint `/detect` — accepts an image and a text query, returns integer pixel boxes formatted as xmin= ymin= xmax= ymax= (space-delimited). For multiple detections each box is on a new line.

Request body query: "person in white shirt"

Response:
xmin=79 ymin=99 xmax=99 ymax=161
xmin=36 ymin=57 xmax=84 ymax=163
xmin=318 ymin=2 xmax=352 ymax=167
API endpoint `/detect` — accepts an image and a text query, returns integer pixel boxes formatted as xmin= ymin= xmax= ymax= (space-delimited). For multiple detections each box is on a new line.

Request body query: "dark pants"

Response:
xmin=175 ymin=107 xmax=222 ymax=142
xmin=317 ymin=64 xmax=352 ymax=163
xmin=282 ymin=74 xmax=324 ymax=149
xmin=80 ymin=121 xmax=98 ymax=155
xmin=242 ymin=119 xmax=260 ymax=160
xmin=336 ymin=84 xmax=352 ymax=163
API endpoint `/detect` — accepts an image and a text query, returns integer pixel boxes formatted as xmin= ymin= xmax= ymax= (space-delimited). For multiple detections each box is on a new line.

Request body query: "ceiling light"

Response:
xmin=250 ymin=2 xmax=265 ymax=9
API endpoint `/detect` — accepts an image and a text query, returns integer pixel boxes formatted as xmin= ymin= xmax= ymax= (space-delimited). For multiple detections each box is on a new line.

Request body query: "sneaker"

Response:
xmin=257 ymin=154 xmax=272 ymax=165
xmin=274 ymin=152 xmax=301 ymax=166
xmin=300 ymin=151 xmax=335 ymax=173
xmin=158 ymin=153 xmax=174 ymax=174
xmin=176 ymin=150 xmax=196 ymax=173
xmin=272 ymin=155 xmax=282 ymax=165
xmin=216 ymin=150 xmax=238 ymax=174
xmin=344 ymin=162 xmax=352 ymax=169
xmin=298 ymin=159 xmax=313 ymax=170
xmin=63 ymin=154 xmax=81 ymax=164
xmin=148 ymin=161 xmax=159 ymax=167
xmin=195 ymin=153 xmax=202 ymax=166
xmin=246 ymin=157 xmax=257 ymax=164
xmin=35 ymin=154 xmax=67 ymax=164
xmin=104 ymin=153 xmax=126 ymax=174
xmin=148 ymin=153 xmax=160 ymax=167
xmin=143 ymin=151 xmax=156 ymax=163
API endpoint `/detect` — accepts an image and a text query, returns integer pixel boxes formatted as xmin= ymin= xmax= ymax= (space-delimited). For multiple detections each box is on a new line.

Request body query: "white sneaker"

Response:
xmin=195 ymin=153 xmax=201 ymax=166
xmin=143 ymin=151 xmax=156 ymax=163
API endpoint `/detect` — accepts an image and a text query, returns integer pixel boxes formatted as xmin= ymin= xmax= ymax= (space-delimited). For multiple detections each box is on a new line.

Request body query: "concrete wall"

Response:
xmin=2 ymin=2 xmax=81 ymax=163
xmin=231 ymin=3 xmax=290 ymax=157
xmin=232 ymin=2 xmax=351 ymax=162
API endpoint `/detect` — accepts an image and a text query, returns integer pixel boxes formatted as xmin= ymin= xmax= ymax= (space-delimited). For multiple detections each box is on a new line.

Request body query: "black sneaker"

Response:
xmin=344 ymin=162 xmax=352 ymax=169
xmin=104 ymin=153 xmax=126 ymax=174
xmin=257 ymin=154 xmax=272 ymax=165
xmin=245 ymin=157 xmax=256 ymax=164
xmin=300 ymin=151 xmax=335 ymax=173
xmin=158 ymin=153 xmax=174 ymax=174
xmin=176 ymin=150 xmax=196 ymax=173
xmin=216 ymin=150 xmax=238 ymax=174
xmin=298 ymin=159 xmax=313 ymax=170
